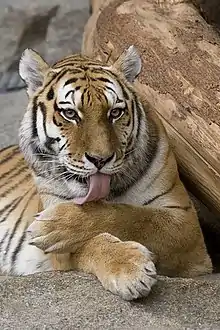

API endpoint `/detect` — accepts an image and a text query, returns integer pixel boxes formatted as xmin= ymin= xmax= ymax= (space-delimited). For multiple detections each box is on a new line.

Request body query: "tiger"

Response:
xmin=0 ymin=45 xmax=212 ymax=301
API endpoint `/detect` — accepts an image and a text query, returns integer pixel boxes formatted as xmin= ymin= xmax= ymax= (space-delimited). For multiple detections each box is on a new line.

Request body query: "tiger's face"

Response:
xmin=45 ymin=69 xmax=133 ymax=177
xmin=19 ymin=46 xmax=143 ymax=182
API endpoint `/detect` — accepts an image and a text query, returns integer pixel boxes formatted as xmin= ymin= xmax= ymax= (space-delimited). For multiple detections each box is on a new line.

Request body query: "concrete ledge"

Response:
xmin=1 ymin=272 xmax=220 ymax=329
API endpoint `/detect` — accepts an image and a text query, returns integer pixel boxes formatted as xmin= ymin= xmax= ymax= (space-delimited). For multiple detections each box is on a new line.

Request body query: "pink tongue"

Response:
xmin=74 ymin=173 xmax=111 ymax=205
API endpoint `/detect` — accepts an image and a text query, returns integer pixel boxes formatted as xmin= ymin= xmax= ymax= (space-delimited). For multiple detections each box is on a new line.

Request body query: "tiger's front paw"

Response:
xmin=96 ymin=235 xmax=157 ymax=301
xmin=27 ymin=206 xmax=74 ymax=253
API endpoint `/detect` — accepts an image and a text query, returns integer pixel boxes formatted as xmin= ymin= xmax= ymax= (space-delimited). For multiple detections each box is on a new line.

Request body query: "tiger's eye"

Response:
xmin=110 ymin=108 xmax=124 ymax=120
xmin=61 ymin=109 xmax=79 ymax=121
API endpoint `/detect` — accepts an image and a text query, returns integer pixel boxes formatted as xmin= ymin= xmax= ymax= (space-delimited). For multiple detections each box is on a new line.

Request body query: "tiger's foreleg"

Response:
xmin=27 ymin=200 xmax=212 ymax=300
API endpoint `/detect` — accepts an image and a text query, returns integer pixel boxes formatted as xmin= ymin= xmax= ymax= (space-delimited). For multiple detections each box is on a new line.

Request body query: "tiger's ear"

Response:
xmin=19 ymin=48 xmax=50 ymax=96
xmin=112 ymin=45 xmax=142 ymax=82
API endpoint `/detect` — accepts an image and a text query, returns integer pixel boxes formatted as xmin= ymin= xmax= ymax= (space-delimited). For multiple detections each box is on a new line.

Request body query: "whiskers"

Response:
xmin=63 ymin=160 xmax=90 ymax=177
xmin=39 ymin=170 xmax=74 ymax=187
xmin=32 ymin=151 xmax=88 ymax=187
xmin=32 ymin=152 xmax=65 ymax=171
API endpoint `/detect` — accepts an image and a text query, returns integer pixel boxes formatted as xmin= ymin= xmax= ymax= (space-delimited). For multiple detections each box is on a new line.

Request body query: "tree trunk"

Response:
xmin=83 ymin=0 xmax=220 ymax=214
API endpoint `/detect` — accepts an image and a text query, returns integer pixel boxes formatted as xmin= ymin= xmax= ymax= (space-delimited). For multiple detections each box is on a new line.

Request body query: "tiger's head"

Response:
xmin=19 ymin=46 xmax=152 ymax=201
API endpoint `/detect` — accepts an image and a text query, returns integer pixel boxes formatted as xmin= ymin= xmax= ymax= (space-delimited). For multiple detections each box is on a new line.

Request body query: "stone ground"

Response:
xmin=1 ymin=272 xmax=220 ymax=330
xmin=0 ymin=0 xmax=90 ymax=148
xmin=0 ymin=0 xmax=220 ymax=329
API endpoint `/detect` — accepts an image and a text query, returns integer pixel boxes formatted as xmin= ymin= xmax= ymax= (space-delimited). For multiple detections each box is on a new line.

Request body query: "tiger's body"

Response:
xmin=0 ymin=145 xmax=52 ymax=274
xmin=0 ymin=46 xmax=212 ymax=300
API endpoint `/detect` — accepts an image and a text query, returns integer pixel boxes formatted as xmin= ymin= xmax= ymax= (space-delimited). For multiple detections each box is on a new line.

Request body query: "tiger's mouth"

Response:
xmin=63 ymin=161 xmax=121 ymax=183
xmin=73 ymin=173 xmax=111 ymax=205
xmin=62 ymin=167 xmax=112 ymax=204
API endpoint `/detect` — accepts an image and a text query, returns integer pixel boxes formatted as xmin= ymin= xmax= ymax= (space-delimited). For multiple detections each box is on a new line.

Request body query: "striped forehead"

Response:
xmin=103 ymin=79 xmax=124 ymax=105
xmin=56 ymin=78 xmax=82 ymax=107
xmin=56 ymin=73 xmax=124 ymax=107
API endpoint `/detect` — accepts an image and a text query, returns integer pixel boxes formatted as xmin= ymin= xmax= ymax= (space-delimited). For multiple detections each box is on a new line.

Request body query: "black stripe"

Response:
xmin=55 ymin=62 xmax=80 ymax=68
xmin=144 ymin=176 xmax=178 ymax=206
xmin=8 ymin=191 xmax=37 ymax=267
xmin=0 ymin=197 xmax=22 ymax=222
xmin=30 ymin=144 xmax=55 ymax=165
xmin=135 ymin=108 xmax=142 ymax=142
xmin=65 ymin=90 xmax=74 ymax=99
xmin=47 ymin=87 xmax=54 ymax=100
xmin=59 ymin=141 xmax=68 ymax=152
xmin=87 ymin=90 xmax=91 ymax=104
xmin=43 ymin=71 xmax=63 ymax=90
xmin=59 ymin=101 xmax=71 ymax=105
xmin=126 ymin=113 xmax=131 ymax=127
xmin=125 ymin=99 xmax=135 ymax=145
xmin=53 ymin=115 xmax=62 ymax=127
xmin=117 ymin=81 xmax=129 ymax=100
xmin=80 ymin=61 xmax=103 ymax=66
xmin=39 ymin=102 xmax=57 ymax=151
xmin=53 ymin=58 xmax=97 ymax=67
xmin=76 ymin=76 xmax=86 ymax=81
xmin=3 ymin=198 xmax=32 ymax=262
xmin=0 ymin=173 xmax=31 ymax=198
xmin=39 ymin=102 xmax=48 ymax=135
xmin=102 ymin=92 xmax=109 ymax=106
xmin=107 ymin=71 xmax=130 ymax=100
xmin=0 ymin=230 xmax=9 ymax=254
xmin=105 ymin=85 xmax=117 ymax=96
xmin=110 ymin=118 xmax=159 ymax=199
xmin=42 ymin=69 xmax=73 ymax=94
xmin=127 ymin=286 xmax=134 ymax=295
xmin=133 ymin=94 xmax=143 ymax=141
xmin=54 ymin=101 xmax=62 ymax=113
xmin=94 ymin=86 xmax=108 ymax=105
xmin=64 ymin=77 xmax=78 ymax=86
xmin=0 ymin=144 xmax=17 ymax=155
xmin=11 ymin=231 xmax=26 ymax=270
xmin=96 ymin=77 xmax=113 ymax=84
xmin=0 ymin=163 xmax=27 ymax=187
xmin=81 ymin=92 xmax=85 ymax=107
xmin=53 ymin=60 xmax=85 ymax=69
xmin=140 ymin=280 xmax=151 ymax=289
xmin=142 ymin=117 xmax=159 ymax=173
xmin=165 ymin=205 xmax=191 ymax=211
xmin=53 ymin=60 xmax=74 ymax=68
xmin=90 ymin=69 xmax=108 ymax=75
xmin=0 ymin=146 xmax=20 ymax=166
xmin=32 ymin=96 xmax=38 ymax=138
xmin=117 ymin=98 xmax=124 ymax=104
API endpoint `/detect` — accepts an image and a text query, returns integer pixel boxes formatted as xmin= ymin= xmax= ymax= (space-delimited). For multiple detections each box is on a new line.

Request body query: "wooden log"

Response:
xmin=83 ymin=0 xmax=220 ymax=214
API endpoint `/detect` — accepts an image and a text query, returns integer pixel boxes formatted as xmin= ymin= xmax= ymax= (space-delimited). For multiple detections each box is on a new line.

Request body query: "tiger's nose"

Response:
xmin=85 ymin=152 xmax=114 ymax=170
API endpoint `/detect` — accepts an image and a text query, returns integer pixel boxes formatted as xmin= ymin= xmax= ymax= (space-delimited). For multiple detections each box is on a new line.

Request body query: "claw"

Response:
xmin=45 ymin=244 xmax=58 ymax=254
xmin=35 ymin=209 xmax=54 ymax=221
xmin=34 ymin=212 xmax=42 ymax=220
xmin=26 ymin=222 xmax=36 ymax=234
xmin=35 ymin=211 xmax=46 ymax=221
